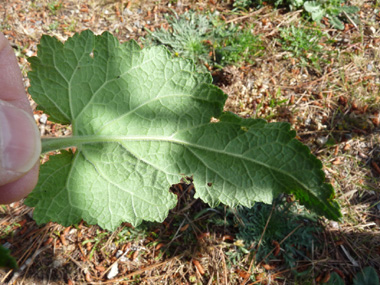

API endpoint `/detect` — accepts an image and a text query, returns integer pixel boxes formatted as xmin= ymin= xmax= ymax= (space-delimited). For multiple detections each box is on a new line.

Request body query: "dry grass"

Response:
xmin=0 ymin=0 xmax=380 ymax=283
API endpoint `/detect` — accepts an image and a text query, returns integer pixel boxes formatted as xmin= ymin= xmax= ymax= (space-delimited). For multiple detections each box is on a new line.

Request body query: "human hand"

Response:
xmin=0 ymin=32 xmax=41 ymax=204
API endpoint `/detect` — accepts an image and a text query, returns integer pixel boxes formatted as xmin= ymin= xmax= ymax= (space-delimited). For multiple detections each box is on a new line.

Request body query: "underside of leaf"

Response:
xmin=26 ymin=30 xmax=341 ymax=230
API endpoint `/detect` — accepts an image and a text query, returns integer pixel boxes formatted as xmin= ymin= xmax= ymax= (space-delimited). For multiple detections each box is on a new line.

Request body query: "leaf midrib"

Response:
xmin=41 ymin=134 xmax=317 ymax=198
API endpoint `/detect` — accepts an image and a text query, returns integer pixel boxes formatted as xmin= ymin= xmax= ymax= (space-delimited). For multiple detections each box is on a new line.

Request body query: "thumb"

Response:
xmin=0 ymin=99 xmax=41 ymax=186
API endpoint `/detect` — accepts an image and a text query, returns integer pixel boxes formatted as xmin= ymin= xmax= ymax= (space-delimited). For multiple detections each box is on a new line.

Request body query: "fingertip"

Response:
xmin=0 ymin=162 xmax=39 ymax=204
xmin=0 ymin=100 xmax=41 ymax=185
xmin=0 ymin=31 xmax=30 ymax=107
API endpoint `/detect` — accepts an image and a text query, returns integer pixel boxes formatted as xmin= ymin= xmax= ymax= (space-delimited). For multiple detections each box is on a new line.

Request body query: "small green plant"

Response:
xmin=278 ymin=25 xmax=325 ymax=69
xmin=236 ymin=197 xmax=320 ymax=269
xmin=233 ymin=0 xmax=254 ymax=9
xmin=326 ymin=266 xmax=379 ymax=285
xmin=116 ymin=224 xmax=149 ymax=244
xmin=303 ymin=0 xmax=359 ymax=30
xmin=209 ymin=196 xmax=321 ymax=273
xmin=61 ymin=20 xmax=77 ymax=33
xmin=48 ymin=21 xmax=59 ymax=31
xmin=353 ymin=267 xmax=380 ymax=285
xmin=25 ymin=30 xmax=341 ymax=231
xmin=145 ymin=11 xmax=263 ymax=69
xmin=235 ymin=0 xmax=359 ymax=30
xmin=214 ymin=24 xmax=264 ymax=67
xmin=145 ymin=11 xmax=213 ymax=69
xmin=47 ymin=0 xmax=63 ymax=15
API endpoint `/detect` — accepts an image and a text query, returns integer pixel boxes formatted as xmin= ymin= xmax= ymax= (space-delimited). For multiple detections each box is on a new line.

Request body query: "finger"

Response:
xmin=0 ymin=100 xmax=41 ymax=185
xmin=0 ymin=32 xmax=41 ymax=197
xmin=0 ymin=32 xmax=31 ymax=112
xmin=0 ymin=163 xmax=39 ymax=204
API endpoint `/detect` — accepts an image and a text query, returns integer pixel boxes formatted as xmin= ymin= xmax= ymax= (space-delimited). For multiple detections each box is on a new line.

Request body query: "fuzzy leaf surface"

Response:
xmin=26 ymin=30 xmax=341 ymax=230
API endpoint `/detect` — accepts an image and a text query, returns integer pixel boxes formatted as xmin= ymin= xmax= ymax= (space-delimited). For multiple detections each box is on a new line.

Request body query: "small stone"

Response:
xmin=39 ymin=124 xmax=45 ymax=136
xmin=26 ymin=50 xmax=34 ymax=57
xmin=39 ymin=114 xmax=48 ymax=124
xmin=315 ymin=136 xmax=328 ymax=147
xmin=69 ymin=228 xmax=77 ymax=235
xmin=107 ymin=262 xmax=119 ymax=279
xmin=124 ymin=8 xmax=133 ymax=16
xmin=330 ymin=221 xmax=339 ymax=229
xmin=115 ymin=250 xmax=123 ymax=258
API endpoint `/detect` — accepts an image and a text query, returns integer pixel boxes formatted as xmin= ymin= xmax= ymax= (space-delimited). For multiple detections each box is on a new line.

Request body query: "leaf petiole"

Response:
xmin=41 ymin=136 xmax=90 ymax=154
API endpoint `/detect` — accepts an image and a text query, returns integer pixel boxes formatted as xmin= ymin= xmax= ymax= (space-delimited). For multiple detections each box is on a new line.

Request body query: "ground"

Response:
xmin=0 ymin=0 xmax=380 ymax=284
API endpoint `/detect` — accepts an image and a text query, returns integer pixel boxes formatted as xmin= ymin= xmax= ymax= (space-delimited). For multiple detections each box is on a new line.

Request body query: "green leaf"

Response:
xmin=0 ymin=245 xmax=18 ymax=269
xmin=26 ymin=30 xmax=341 ymax=230
xmin=329 ymin=15 xmax=345 ymax=30
xmin=303 ymin=2 xmax=321 ymax=13
xmin=354 ymin=267 xmax=379 ymax=285
xmin=304 ymin=2 xmax=325 ymax=22
xmin=341 ymin=6 xmax=360 ymax=14
xmin=289 ymin=0 xmax=304 ymax=10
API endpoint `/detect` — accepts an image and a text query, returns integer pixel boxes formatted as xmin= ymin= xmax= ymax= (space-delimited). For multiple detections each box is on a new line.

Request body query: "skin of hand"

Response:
xmin=0 ymin=32 xmax=41 ymax=204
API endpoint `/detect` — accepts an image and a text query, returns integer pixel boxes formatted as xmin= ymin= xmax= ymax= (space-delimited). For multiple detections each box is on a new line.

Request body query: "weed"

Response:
xmin=145 ymin=10 xmax=264 ymax=70
xmin=234 ymin=0 xmax=359 ymax=29
xmin=82 ymin=230 xmax=108 ymax=260
xmin=278 ymin=24 xmax=326 ymax=69
xmin=116 ymin=223 xmax=149 ymax=244
xmin=303 ymin=0 xmax=359 ymax=30
xmin=212 ymin=196 xmax=322 ymax=272
xmin=145 ymin=11 xmax=213 ymax=70
xmin=233 ymin=0 xmax=254 ymax=10
xmin=63 ymin=20 xmax=77 ymax=32
xmin=47 ymin=0 xmax=63 ymax=15
xmin=48 ymin=21 xmax=59 ymax=31
xmin=326 ymin=266 xmax=380 ymax=284
xmin=214 ymin=24 xmax=264 ymax=67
